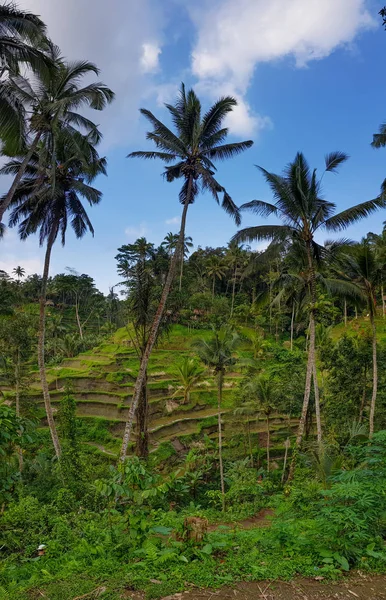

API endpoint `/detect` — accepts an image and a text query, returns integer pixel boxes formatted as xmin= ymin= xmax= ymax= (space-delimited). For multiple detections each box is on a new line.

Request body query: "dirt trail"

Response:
xmin=207 ymin=508 xmax=274 ymax=532
xmin=154 ymin=574 xmax=386 ymax=600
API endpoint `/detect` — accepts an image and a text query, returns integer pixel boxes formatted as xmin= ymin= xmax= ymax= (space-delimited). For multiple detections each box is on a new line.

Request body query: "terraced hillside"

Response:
xmin=15 ymin=325 xmax=297 ymax=460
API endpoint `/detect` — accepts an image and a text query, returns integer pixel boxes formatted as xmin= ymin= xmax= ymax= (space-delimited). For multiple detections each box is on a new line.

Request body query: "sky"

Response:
xmin=1 ymin=0 xmax=386 ymax=293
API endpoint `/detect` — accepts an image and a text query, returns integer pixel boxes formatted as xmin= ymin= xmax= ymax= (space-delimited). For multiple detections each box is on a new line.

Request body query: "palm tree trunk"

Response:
xmin=119 ymin=178 xmax=192 ymax=462
xmin=247 ymin=419 xmax=253 ymax=466
xmin=266 ymin=414 xmax=270 ymax=472
xmin=75 ymin=295 xmax=83 ymax=339
xmin=230 ymin=268 xmax=236 ymax=317
xmin=281 ymin=439 xmax=290 ymax=484
xmin=359 ymin=366 xmax=367 ymax=423
xmin=212 ymin=276 xmax=215 ymax=298
xmin=217 ymin=370 xmax=225 ymax=511
xmin=382 ymin=284 xmax=385 ymax=319
xmin=39 ymin=227 xmax=61 ymax=459
xmin=344 ymin=299 xmax=347 ymax=327
xmin=179 ymin=254 xmax=183 ymax=292
xmin=136 ymin=373 xmax=149 ymax=458
xmin=313 ymin=360 xmax=322 ymax=446
xmin=288 ymin=242 xmax=316 ymax=481
xmin=15 ymin=350 xmax=23 ymax=472
xmin=369 ymin=314 xmax=377 ymax=438
xmin=290 ymin=301 xmax=295 ymax=351
xmin=0 ymin=131 xmax=42 ymax=222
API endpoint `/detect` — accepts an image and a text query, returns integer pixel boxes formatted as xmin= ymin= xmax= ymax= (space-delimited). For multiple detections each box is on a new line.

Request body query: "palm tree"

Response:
xmin=338 ymin=243 xmax=381 ymax=438
xmin=0 ymin=3 xmax=51 ymax=154
xmin=161 ymin=231 xmax=193 ymax=291
xmin=233 ymin=152 xmax=385 ymax=479
xmin=205 ymin=256 xmax=226 ymax=297
xmin=0 ymin=44 xmax=114 ymax=227
xmin=366 ymin=226 xmax=386 ymax=317
xmin=174 ymin=357 xmax=204 ymax=404
xmin=119 ymin=83 xmax=253 ymax=461
xmin=193 ymin=325 xmax=239 ymax=510
xmin=12 ymin=265 xmax=25 ymax=281
xmin=226 ymin=242 xmax=248 ymax=317
xmin=1 ymin=139 xmax=106 ymax=458
xmin=243 ymin=375 xmax=275 ymax=471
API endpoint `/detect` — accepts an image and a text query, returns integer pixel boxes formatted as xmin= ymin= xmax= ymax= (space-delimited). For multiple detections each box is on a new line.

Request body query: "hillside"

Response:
xmin=15 ymin=325 xmax=297 ymax=461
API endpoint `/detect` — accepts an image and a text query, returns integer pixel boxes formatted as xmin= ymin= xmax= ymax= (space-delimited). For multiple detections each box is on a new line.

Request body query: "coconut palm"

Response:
xmin=0 ymin=3 xmax=51 ymax=153
xmin=0 ymin=44 xmax=114 ymax=227
xmin=205 ymin=256 xmax=226 ymax=297
xmin=12 ymin=265 xmax=25 ymax=280
xmin=337 ymin=242 xmax=382 ymax=438
xmin=0 ymin=3 xmax=48 ymax=74
xmin=174 ymin=357 xmax=205 ymax=405
xmin=119 ymin=83 xmax=253 ymax=461
xmin=233 ymin=152 xmax=385 ymax=479
xmin=226 ymin=242 xmax=248 ymax=317
xmin=193 ymin=325 xmax=239 ymax=510
xmin=161 ymin=232 xmax=193 ymax=291
xmin=1 ymin=139 xmax=106 ymax=458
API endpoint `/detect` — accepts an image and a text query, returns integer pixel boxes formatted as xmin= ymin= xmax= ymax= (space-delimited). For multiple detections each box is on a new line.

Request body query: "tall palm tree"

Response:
xmin=233 ymin=152 xmax=385 ymax=478
xmin=0 ymin=3 xmax=48 ymax=73
xmin=12 ymin=265 xmax=25 ymax=280
xmin=205 ymin=256 xmax=226 ymax=297
xmin=161 ymin=231 xmax=193 ymax=291
xmin=366 ymin=226 xmax=386 ymax=317
xmin=244 ymin=375 xmax=275 ymax=471
xmin=0 ymin=44 xmax=114 ymax=227
xmin=1 ymin=139 xmax=106 ymax=458
xmin=0 ymin=3 xmax=51 ymax=154
xmin=337 ymin=243 xmax=381 ymax=438
xmin=193 ymin=325 xmax=239 ymax=510
xmin=119 ymin=83 xmax=253 ymax=462
xmin=174 ymin=357 xmax=204 ymax=404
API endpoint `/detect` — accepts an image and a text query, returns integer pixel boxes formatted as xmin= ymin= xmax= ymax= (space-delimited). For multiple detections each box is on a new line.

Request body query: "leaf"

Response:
xmin=150 ymin=526 xmax=173 ymax=535
xmin=201 ymin=544 xmax=213 ymax=555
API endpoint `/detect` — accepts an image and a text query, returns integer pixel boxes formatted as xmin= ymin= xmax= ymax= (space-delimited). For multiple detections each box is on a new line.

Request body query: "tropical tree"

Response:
xmin=0 ymin=44 xmax=114 ymax=227
xmin=119 ymin=83 xmax=253 ymax=461
xmin=12 ymin=265 xmax=25 ymax=281
xmin=337 ymin=242 xmax=381 ymax=438
xmin=226 ymin=242 xmax=248 ymax=317
xmin=0 ymin=3 xmax=51 ymax=154
xmin=243 ymin=375 xmax=275 ymax=471
xmin=233 ymin=152 xmax=385 ymax=478
xmin=174 ymin=357 xmax=204 ymax=404
xmin=205 ymin=256 xmax=226 ymax=297
xmin=116 ymin=238 xmax=155 ymax=280
xmin=161 ymin=232 xmax=193 ymax=291
xmin=193 ymin=325 xmax=239 ymax=510
xmin=1 ymin=139 xmax=107 ymax=458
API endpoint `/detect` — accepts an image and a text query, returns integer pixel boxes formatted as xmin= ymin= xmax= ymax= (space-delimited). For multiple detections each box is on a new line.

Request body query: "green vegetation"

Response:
xmin=1 ymin=3 xmax=386 ymax=598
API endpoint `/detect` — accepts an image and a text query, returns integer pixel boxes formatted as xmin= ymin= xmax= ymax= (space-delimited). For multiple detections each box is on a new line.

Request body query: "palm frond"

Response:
xmin=240 ymin=200 xmax=279 ymax=218
xmin=324 ymin=197 xmax=386 ymax=231
xmin=324 ymin=151 xmax=349 ymax=173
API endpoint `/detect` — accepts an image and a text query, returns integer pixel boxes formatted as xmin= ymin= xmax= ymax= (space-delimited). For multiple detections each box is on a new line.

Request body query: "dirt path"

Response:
xmin=207 ymin=508 xmax=274 ymax=532
xmin=155 ymin=574 xmax=386 ymax=600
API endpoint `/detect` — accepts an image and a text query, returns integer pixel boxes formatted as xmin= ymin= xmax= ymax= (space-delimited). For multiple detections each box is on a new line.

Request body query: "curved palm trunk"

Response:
xmin=290 ymin=301 xmax=295 ymax=351
xmin=15 ymin=350 xmax=23 ymax=472
xmin=369 ymin=314 xmax=377 ymax=438
xmin=119 ymin=178 xmax=192 ymax=462
xmin=74 ymin=295 xmax=83 ymax=339
xmin=217 ymin=370 xmax=225 ymax=511
xmin=313 ymin=361 xmax=322 ymax=447
xmin=359 ymin=366 xmax=367 ymax=423
xmin=281 ymin=439 xmax=290 ymax=484
xmin=39 ymin=229 xmax=61 ymax=459
xmin=230 ymin=268 xmax=236 ymax=317
xmin=288 ymin=241 xmax=316 ymax=481
xmin=136 ymin=374 xmax=149 ymax=458
xmin=0 ymin=131 xmax=42 ymax=223
xmin=266 ymin=414 xmax=270 ymax=472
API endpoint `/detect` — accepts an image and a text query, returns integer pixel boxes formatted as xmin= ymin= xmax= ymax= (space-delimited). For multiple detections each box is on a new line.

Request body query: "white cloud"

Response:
xmin=165 ymin=216 xmax=180 ymax=225
xmin=190 ymin=0 xmax=375 ymax=136
xmin=140 ymin=43 xmax=161 ymax=73
xmin=124 ymin=222 xmax=149 ymax=241
xmin=19 ymin=0 xmax=165 ymax=151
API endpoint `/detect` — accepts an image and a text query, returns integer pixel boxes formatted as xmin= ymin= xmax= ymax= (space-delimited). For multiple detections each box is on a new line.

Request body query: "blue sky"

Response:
xmin=1 ymin=0 xmax=386 ymax=293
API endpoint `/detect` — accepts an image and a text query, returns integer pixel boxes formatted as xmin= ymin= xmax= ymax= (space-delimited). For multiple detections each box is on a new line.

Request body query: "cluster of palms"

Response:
xmin=2 ymin=4 xmax=386 ymax=479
